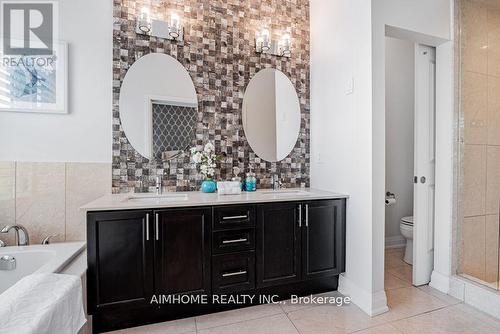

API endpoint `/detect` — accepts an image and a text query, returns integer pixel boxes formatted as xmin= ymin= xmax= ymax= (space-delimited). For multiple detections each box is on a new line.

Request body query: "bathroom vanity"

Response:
xmin=92 ymin=48 xmax=348 ymax=333
xmin=83 ymin=189 xmax=347 ymax=333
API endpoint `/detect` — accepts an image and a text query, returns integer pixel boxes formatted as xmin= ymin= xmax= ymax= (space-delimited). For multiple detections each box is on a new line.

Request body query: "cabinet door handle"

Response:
xmin=305 ymin=204 xmax=309 ymax=227
xmin=222 ymin=238 xmax=248 ymax=244
xmin=155 ymin=213 xmax=159 ymax=241
xmin=145 ymin=214 xmax=150 ymax=241
xmin=298 ymin=204 xmax=302 ymax=227
xmin=222 ymin=270 xmax=247 ymax=277
xmin=222 ymin=215 xmax=248 ymax=221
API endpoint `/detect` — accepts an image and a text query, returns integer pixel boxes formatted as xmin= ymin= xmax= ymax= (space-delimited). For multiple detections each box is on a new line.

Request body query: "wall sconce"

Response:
xmin=256 ymin=29 xmax=271 ymax=52
xmin=255 ymin=28 xmax=291 ymax=58
xmin=137 ymin=7 xmax=151 ymax=33
xmin=136 ymin=7 xmax=184 ymax=42
xmin=278 ymin=34 xmax=291 ymax=57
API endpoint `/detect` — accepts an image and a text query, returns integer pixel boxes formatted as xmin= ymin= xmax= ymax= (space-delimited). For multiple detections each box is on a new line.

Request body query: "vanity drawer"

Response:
xmin=213 ymin=228 xmax=255 ymax=254
xmin=213 ymin=205 xmax=255 ymax=230
xmin=212 ymin=251 xmax=255 ymax=293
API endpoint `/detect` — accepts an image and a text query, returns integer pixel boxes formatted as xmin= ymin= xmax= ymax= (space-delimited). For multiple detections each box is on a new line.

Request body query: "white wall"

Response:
xmin=310 ymin=0 xmax=385 ymax=315
xmin=0 ymin=0 xmax=112 ymax=163
xmin=385 ymin=37 xmax=414 ymax=243
xmin=311 ymin=0 xmax=454 ymax=315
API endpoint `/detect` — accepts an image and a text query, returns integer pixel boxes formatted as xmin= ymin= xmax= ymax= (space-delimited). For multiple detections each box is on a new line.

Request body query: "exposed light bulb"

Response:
xmin=171 ymin=13 xmax=180 ymax=29
xmin=279 ymin=33 xmax=291 ymax=56
xmin=260 ymin=29 xmax=271 ymax=51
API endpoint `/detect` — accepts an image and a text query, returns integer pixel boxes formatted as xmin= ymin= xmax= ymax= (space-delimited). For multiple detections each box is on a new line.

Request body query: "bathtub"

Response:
xmin=0 ymin=242 xmax=86 ymax=294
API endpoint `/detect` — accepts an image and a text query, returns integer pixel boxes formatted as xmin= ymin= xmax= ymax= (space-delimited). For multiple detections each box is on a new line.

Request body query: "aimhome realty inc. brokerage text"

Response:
xmin=150 ymin=294 xmax=352 ymax=306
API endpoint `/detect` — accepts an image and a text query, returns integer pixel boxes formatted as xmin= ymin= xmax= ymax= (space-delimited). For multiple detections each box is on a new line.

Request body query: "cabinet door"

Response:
xmin=154 ymin=207 xmax=211 ymax=295
xmin=87 ymin=210 xmax=154 ymax=313
xmin=256 ymin=203 xmax=301 ymax=287
xmin=302 ymin=200 xmax=345 ymax=280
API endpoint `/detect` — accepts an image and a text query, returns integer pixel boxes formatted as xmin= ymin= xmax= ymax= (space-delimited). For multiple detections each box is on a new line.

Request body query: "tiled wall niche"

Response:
xmin=112 ymin=0 xmax=311 ymax=193
xmin=460 ymin=0 xmax=500 ymax=289
xmin=0 ymin=162 xmax=110 ymax=245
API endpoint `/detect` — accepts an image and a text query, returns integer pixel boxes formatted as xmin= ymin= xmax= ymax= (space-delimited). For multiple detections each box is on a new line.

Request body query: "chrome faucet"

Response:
xmin=156 ymin=176 xmax=162 ymax=195
xmin=42 ymin=234 xmax=59 ymax=245
xmin=1 ymin=225 xmax=29 ymax=246
xmin=271 ymin=173 xmax=283 ymax=190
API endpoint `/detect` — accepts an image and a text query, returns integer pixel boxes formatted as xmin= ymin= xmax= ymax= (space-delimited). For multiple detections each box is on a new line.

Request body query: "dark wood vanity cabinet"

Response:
xmin=154 ymin=208 xmax=211 ymax=296
xmin=87 ymin=208 xmax=211 ymax=313
xmin=87 ymin=210 xmax=154 ymax=313
xmin=87 ymin=198 xmax=346 ymax=333
xmin=256 ymin=200 xmax=345 ymax=288
xmin=301 ymin=200 xmax=345 ymax=279
xmin=256 ymin=202 xmax=302 ymax=287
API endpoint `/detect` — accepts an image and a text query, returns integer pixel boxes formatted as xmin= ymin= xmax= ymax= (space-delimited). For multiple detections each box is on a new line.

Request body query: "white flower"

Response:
xmin=191 ymin=142 xmax=220 ymax=179
xmin=233 ymin=166 xmax=241 ymax=175
xmin=192 ymin=152 xmax=202 ymax=164
xmin=204 ymin=142 xmax=215 ymax=153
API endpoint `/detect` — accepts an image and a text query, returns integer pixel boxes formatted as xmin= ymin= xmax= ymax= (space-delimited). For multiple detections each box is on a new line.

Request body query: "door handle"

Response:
xmin=298 ymin=204 xmax=302 ymax=227
xmin=420 ymin=176 xmax=426 ymax=184
xmin=155 ymin=213 xmax=159 ymax=241
xmin=305 ymin=204 xmax=309 ymax=227
xmin=145 ymin=214 xmax=149 ymax=241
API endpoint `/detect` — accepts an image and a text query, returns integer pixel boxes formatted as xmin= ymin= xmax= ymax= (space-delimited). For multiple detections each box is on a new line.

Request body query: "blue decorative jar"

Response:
xmin=245 ymin=172 xmax=257 ymax=192
xmin=201 ymin=179 xmax=217 ymax=193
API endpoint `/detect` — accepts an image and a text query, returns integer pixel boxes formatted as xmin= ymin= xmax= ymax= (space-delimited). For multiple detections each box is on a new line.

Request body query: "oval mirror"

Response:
xmin=119 ymin=53 xmax=198 ymax=160
xmin=242 ymin=68 xmax=301 ymax=162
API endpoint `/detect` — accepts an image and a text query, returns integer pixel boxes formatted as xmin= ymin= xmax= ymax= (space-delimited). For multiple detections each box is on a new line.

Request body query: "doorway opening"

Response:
xmin=385 ymin=36 xmax=436 ymax=288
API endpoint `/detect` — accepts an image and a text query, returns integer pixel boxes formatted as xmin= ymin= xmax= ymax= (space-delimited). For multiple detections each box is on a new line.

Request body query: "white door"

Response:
xmin=413 ymin=44 xmax=436 ymax=286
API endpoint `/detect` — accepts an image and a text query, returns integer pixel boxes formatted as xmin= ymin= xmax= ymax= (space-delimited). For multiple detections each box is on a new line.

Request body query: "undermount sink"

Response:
xmin=124 ymin=194 xmax=189 ymax=202
xmin=260 ymin=190 xmax=311 ymax=197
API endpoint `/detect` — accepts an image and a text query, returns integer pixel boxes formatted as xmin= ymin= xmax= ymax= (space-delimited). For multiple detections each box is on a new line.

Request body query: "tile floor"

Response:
xmin=107 ymin=248 xmax=500 ymax=334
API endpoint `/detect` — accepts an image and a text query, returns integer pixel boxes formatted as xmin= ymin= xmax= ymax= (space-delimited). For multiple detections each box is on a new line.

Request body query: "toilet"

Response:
xmin=400 ymin=216 xmax=413 ymax=265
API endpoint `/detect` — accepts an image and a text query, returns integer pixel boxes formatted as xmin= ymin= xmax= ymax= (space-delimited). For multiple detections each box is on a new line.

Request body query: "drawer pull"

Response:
xmin=222 ymin=270 xmax=247 ymax=277
xmin=222 ymin=238 xmax=248 ymax=244
xmin=222 ymin=215 xmax=248 ymax=221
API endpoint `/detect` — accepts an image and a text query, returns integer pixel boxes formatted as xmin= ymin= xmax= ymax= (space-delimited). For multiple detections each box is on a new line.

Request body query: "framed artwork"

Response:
xmin=0 ymin=41 xmax=68 ymax=114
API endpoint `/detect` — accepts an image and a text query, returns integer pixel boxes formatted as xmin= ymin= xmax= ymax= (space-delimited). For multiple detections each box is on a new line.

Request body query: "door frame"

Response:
xmin=380 ymin=26 xmax=455 ymax=294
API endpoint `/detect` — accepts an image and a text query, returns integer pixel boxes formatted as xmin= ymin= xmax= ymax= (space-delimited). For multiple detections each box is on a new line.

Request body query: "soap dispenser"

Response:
xmin=245 ymin=171 xmax=257 ymax=192
xmin=232 ymin=166 xmax=243 ymax=190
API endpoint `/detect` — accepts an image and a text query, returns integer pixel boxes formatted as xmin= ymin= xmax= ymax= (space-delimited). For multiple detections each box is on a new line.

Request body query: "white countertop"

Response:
xmin=81 ymin=188 xmax=348 ymax=212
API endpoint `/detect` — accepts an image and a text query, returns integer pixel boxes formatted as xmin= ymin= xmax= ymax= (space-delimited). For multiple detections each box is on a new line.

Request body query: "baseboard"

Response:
xmin=338 ymin=274 xmax=389 ymax=316
xmin=385 ymin=235 xmax=406 ymax=249
xmin=429 ymin=270 xmax=450 ymax=294
xmin=449 ymin=276 xmax=465 ymax=301
xmin=450 ymin=275 xmax=500 ymax=319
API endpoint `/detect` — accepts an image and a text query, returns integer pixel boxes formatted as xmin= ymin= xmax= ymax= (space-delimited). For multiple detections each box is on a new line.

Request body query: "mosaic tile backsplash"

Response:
xmin=112 ymin=0 xmax=311 ymax=193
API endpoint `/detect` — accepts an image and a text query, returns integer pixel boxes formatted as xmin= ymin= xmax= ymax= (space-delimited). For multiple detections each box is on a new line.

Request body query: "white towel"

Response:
xmin=0 ymin=273 xmax=86 ymax=334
